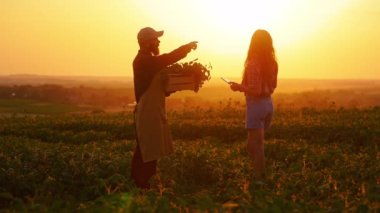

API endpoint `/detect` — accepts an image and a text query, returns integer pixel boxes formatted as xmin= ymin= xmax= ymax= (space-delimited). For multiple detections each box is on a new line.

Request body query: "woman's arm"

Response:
xmin=230 ymin=82 xmax=247 ymax=93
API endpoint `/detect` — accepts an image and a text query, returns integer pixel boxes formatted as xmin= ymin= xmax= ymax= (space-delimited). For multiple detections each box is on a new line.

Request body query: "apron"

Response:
xmin=135 ymin=71 xmax=173 ymax=162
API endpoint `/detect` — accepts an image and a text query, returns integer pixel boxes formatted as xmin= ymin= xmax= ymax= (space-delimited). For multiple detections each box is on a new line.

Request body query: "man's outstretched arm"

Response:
xmin=154 ymin=41 xmax=197 ymax=70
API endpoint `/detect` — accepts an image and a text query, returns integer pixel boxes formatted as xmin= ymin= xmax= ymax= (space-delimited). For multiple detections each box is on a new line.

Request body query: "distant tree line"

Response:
xmin=0 ymin=84 xmax=134 ymax=107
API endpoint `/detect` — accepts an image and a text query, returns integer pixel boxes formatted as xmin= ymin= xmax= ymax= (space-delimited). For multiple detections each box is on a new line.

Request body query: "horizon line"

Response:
xmin=1 ymin=73 xmax=380 ymax=81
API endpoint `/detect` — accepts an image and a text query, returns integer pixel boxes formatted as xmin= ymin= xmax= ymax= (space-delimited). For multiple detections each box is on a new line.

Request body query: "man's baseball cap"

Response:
xmin=137 ymin=27 xmax=164 ymax=43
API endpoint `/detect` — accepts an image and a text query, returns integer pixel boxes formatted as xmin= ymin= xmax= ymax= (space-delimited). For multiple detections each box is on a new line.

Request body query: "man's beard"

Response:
xmin=151 ymin=45 xmax=160 ymax=56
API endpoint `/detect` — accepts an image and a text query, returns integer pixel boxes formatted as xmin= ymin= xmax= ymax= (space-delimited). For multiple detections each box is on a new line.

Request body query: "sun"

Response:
xmin=195 ymin=0 xmax=354 ymax=43
xmin=133 ymin=0 xmax=352 ymax=41
xmin=196 ymin=1 xmax=286 ymax=36
xmin=132 ymin=0 xmax=356 ymax=77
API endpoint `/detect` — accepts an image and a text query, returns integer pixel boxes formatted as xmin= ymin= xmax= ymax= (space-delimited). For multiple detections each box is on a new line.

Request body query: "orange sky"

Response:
xmin=1 ymin=0 xmax=379 ymax=79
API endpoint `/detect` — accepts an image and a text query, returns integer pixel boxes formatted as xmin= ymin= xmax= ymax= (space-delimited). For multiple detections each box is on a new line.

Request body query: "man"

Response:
xmin=131 ymin=27 xmax=197 ymax=189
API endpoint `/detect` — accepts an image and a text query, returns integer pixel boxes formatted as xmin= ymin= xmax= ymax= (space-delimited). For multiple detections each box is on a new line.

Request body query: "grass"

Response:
xmin=0 ymin=105 xmax=379 ymax=211
xmin=0 ymin=99 xmax=94 ymax=115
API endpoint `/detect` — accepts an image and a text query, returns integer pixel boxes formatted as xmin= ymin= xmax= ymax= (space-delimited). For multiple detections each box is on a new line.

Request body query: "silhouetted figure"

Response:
xmin=229 ymin=29 xmax=278 ymax=178
xmin=131 ymin=27 xmax=197 ymax=189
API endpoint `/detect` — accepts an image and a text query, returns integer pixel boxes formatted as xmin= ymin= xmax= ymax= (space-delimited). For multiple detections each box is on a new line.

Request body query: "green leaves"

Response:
xmin=162 ymin=60 xmax=212 ymax=91
xmin=0 ymin=107 xmax=378 ymax=211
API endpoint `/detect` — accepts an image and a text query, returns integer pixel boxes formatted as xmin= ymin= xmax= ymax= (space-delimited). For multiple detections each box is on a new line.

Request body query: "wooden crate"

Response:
xmin=164 ymin=72 xmax=196 ymax=92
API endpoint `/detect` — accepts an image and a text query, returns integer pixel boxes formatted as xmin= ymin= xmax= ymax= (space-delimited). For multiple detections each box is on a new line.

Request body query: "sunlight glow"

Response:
xmin=133 ymin=0 xmax=355 ymax=77
xmin=134 ymin=0 xmax=353 ymax=46
xmin=3 ymin=0 xmax=379 ymax=79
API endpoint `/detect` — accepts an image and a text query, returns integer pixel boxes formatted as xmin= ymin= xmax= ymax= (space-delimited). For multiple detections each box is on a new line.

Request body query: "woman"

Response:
xmin=229 ymin=29 xmax=278 ymax=178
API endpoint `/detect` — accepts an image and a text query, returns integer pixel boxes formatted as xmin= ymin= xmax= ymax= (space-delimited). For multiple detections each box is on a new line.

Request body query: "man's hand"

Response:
xmin=187 ymin=41 xmax=198 ymax=51
xmin=165 ymin=91 xmax=176 ymax=97
xmin=194 ymin=82 xmax=203 ymax=93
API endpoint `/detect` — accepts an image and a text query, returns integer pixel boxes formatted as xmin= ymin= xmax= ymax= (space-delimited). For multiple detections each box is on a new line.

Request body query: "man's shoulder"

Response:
xmin=135 ymin=51 xmax=152 ymax=60
xmin=134 ymin=52 xmax=154 ymax=65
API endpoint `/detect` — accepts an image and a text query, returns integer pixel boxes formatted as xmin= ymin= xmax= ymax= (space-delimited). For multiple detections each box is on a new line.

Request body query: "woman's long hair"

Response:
xmin=243 ymin=29 xmax=277 ymax=83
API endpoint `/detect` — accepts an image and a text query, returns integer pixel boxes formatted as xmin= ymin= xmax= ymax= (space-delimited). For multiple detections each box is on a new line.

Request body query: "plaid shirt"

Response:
xmin=243 ymin=60 xmax=277 ymax=97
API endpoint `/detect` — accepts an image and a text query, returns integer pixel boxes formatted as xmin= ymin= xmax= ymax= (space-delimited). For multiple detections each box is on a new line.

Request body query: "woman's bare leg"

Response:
xmin=247 ymin=129 xmax=265 ymax=178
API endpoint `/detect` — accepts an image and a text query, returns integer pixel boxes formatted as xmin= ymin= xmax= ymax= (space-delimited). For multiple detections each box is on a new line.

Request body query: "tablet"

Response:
xmin=221 ymin=77 xmax=232 ymax=84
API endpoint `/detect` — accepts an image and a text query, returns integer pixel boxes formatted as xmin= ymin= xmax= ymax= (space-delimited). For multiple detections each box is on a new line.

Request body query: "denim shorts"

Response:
xmin=245 ymin=96 xmax=273 ymax=129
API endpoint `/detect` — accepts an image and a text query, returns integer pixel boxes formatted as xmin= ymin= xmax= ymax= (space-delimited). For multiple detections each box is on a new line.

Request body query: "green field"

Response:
xmin=0 ymin=105 xmax=379 ymax=212
xmin=0 ymin=99 xmax=96 ymax=115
